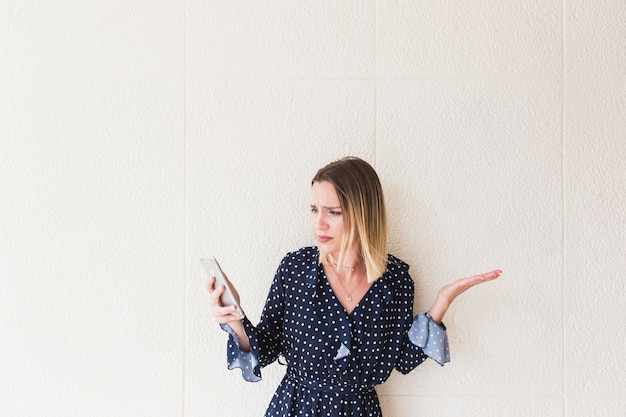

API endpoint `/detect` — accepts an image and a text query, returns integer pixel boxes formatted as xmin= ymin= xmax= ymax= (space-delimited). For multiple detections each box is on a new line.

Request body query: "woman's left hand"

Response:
xmin=429 ymin=270 xmax=502 ymax=324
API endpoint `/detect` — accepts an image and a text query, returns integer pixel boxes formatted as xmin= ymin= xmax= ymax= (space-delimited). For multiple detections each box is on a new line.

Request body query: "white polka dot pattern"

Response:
xmin=408 ymin=312 xmax=450 ymax=365
xmin=221 ymin=247 xmax=450 ymax=416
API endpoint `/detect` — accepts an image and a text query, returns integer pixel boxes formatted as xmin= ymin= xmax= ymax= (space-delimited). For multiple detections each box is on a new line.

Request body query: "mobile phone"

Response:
xmin=201 ymin=257 xmax=244 ymax=317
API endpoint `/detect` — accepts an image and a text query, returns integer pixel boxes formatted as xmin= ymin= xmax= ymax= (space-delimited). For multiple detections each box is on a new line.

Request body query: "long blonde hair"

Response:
xmin=312 ymin=156 xmax=388 ymax=282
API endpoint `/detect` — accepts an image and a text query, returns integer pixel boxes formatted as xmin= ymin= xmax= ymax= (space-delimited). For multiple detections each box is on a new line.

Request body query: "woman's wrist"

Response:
xmin=230 ymin=319 xmax=251 ymax=351
xmin=428 ymin=293 xmax=450 ymax=324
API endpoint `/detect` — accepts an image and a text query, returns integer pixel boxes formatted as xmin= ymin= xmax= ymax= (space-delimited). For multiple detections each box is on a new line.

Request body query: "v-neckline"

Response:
xmin=321 ymin=265 xmax=373 ymax=316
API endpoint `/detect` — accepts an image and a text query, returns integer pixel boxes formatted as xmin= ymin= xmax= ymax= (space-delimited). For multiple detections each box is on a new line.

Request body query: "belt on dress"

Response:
xmin=286 ymin=367 xmax=375 ymax=396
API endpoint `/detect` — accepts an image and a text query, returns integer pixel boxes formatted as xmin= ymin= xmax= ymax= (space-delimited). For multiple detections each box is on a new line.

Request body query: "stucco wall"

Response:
xmin=1 ymin=1 xmax=624 ymax=416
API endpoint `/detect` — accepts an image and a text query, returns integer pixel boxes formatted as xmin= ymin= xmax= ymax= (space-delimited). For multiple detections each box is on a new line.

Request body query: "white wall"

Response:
xmin=1 ymin=2 xmax=624 ymax=417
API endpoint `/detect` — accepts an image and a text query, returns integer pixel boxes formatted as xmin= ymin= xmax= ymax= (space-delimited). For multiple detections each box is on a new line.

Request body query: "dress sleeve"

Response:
xmin=407 ymin=312 xmax=450 ymax=366
xmin=220 ymin=319 xmax=261 ymax=382
xmin=219 ymin=256 xmax=288 ymax=382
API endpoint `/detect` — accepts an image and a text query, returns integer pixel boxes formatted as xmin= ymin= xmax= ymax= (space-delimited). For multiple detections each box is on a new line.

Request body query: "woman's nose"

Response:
xmin=314 ymin=213 xmax=327 ymax=230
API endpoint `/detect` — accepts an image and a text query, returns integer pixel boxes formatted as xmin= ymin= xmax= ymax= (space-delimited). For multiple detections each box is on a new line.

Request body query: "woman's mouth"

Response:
xmin=317 ymin=235 xmax=332 ymax=243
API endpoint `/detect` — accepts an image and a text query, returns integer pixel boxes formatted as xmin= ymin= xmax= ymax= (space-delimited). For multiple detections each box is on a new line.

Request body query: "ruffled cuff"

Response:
xmin=407 ymin=312 xmax=450 ymax=366
xmin=220 ymin=318 xmax=261 ymax=382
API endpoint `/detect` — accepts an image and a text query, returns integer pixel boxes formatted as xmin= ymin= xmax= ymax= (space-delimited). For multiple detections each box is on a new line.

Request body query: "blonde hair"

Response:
xmin=312 ymin=156 xmax=388 ymax=282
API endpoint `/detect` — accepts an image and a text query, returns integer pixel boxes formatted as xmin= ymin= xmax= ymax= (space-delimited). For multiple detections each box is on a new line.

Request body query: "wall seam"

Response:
xmin=374 ymin=0 xmax=379 ymax=167
xmin=182 ymin=1 xmax=188 ymax=416
xmin=561 ymin=0 xmax=568 ymax=416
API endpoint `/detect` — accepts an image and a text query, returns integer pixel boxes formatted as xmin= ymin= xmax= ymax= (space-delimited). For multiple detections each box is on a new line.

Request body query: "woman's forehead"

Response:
xmin=311 ymin=181 xmax=340 ymax=206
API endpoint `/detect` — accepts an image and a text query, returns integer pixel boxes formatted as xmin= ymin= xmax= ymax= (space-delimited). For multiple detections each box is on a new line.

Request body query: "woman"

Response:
xmin=208 ymin=156 xmax=501 ymax=416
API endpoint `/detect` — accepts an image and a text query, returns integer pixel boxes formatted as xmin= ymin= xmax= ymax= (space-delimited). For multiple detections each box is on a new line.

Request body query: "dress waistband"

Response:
xmin=286 ymin=367 xmax=374 ymax=396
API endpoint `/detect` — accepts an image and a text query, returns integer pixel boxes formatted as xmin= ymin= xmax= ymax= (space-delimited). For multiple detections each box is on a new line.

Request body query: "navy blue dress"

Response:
xmin=221 ymin=247 xmax=450 ymax=417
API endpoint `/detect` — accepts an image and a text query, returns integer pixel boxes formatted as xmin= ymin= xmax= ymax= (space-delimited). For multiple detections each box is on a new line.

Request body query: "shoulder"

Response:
xmin=373 ymin=254 xmax=414 ymax=306
xmin=274 ymin=247 xmax=319 ymax=289
xmin=280 ymin=246 xmax=319 ymax=266
xmin=276 ymin=246 xmax=319 ymax=277
xmin=383 ymin=254 xmax=414 ymax=288
xmin=385 ymin=254 xmax=410 ymax=275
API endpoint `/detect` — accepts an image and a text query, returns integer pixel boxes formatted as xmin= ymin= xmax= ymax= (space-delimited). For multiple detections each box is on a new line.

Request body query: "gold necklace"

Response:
xmin=331 ymin=268 xmax=366 ymax=302
xmin=337 ymin=272 xmax=365 ymax=302
xmin=327 ymin=254 xmax=358 ymax=272
xmin=326 ymin=255 xmax=365 ymax=302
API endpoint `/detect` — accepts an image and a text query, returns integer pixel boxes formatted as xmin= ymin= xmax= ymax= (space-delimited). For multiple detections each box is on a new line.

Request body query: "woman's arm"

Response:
xmin=428 ymin=270 xmax=502 ymax=324
xmin=207 ymin=276 xmax=251 ymax=351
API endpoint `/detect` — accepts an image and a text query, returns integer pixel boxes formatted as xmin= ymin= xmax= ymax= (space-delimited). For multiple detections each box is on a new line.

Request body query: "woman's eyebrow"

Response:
xmin=310 ymin=204 xmax=341 ymax=210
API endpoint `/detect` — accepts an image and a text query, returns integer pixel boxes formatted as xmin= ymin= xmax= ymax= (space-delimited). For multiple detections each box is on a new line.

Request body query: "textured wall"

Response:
xmin=1 ymin=1 xmax=624 ymax=417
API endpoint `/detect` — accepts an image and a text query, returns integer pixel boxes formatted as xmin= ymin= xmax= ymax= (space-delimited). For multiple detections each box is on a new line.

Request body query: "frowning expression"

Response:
xmin=310 ymin=180 xmax=344 ymax=256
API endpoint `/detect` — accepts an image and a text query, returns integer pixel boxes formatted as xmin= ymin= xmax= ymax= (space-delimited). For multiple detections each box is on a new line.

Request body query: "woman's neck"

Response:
xmin=327 ymin=253 xmax=360 ymax=271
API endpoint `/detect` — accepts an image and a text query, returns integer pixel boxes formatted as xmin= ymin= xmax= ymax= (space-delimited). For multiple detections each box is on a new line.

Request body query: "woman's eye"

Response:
xmin=329 ymin=210 xmax=341 ymax=216
xmin=311 ymin=207 xmax=318 ymax=213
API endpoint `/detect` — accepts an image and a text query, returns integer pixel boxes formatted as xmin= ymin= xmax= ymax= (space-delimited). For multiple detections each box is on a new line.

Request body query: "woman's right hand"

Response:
xmin=206 ymin=276 xmax=245 ymax=325
xmin=207 ymin=276 xmax=251 ymax=351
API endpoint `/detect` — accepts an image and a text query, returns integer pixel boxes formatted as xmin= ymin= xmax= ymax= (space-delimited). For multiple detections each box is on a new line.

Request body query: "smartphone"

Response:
xmin=201 ymin=257 xmax=244 ymax=317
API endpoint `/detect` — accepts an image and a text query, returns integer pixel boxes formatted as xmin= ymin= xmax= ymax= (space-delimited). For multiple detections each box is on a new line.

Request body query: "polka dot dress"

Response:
xmin=222 ymin=247 xmax=450 ymax=417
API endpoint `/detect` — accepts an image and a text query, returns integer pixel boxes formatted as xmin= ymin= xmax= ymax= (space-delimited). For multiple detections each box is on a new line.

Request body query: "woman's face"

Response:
xmin=310 ymin=180 xmax=344 ymax=256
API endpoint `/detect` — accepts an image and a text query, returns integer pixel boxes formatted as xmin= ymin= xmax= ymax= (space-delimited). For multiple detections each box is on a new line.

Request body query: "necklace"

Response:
xmin=327 ymin=254 xmax=358 ymax=272
xmin=335 ymin=271 xmax=366 ymax=302
xmin=326 ymin=255 xmax=365 ymax=302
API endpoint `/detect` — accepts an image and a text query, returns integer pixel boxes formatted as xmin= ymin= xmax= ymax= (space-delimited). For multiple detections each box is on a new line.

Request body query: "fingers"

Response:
xmin=463 ymin=270 xmax=502 ymax=288
xmin=213 ymin=305 xmax=244 ymax=324
xmin=437 ymin=269 xmax=503 ymax=308
xmin=206 ymin=276 xmax=244 ymax=324
xmin=206 ymin=276 xmax=223 ymax=305
xmin=478 ymin=270 xmax=502 ymax=280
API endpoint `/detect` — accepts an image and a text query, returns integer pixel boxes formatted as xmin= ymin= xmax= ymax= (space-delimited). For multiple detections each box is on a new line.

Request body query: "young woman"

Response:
xmin=208 ymin=156 xmax=501 ymax=417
